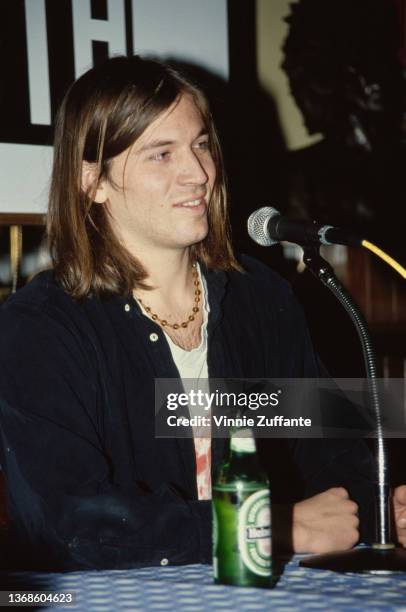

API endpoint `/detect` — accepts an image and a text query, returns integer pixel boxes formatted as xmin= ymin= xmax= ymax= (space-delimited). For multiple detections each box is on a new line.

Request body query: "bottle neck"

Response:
xmin=226 ymin=448 xmax=268 ymax=483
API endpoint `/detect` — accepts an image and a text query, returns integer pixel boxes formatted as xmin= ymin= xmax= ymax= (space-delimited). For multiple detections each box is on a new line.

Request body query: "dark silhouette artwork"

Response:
xmin=282 ymin=0 xmax=406 ymax=260
xmin=280 ymin=0 xmax=406 ymax=484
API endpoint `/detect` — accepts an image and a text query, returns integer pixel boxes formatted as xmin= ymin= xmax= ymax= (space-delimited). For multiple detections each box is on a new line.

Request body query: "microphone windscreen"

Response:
xmin=247 ymin=206 xmax=281 ymax=246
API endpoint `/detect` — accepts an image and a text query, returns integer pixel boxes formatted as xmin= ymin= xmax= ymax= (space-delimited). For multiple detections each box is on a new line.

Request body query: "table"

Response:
xmin=1 ymin=555 xmax=406 ymax=611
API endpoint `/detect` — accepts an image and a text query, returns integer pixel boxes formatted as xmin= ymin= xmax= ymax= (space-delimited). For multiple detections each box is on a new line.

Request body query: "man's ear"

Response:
xmin=81 ymin=161 xmax=108 ymax=204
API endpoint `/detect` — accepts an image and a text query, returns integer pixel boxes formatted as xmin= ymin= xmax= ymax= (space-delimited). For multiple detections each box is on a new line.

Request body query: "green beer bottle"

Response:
xmin=212 ymin=428 xmax=271 ymax=588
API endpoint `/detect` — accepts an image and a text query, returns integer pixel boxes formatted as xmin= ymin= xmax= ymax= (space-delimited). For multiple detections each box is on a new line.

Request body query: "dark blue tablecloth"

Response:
xmin=1 ymin=555 xmax=406 ymax=611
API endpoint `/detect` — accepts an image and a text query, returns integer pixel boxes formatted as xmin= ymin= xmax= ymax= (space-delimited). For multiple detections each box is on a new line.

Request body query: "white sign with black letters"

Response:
xmin=0 ymin=0 xmax=228 ymax=214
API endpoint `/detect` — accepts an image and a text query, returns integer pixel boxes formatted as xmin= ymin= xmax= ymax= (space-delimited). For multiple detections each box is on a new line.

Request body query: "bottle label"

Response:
xmin=230 ymin=430 xmax=256 ymax=453
xmin=238 ymin=489 xmax=271 ymax=577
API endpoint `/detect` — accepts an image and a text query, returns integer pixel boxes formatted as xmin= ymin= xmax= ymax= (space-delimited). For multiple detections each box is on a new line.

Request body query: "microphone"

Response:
xmin=247 ymin=206 xmax=362 ymax=247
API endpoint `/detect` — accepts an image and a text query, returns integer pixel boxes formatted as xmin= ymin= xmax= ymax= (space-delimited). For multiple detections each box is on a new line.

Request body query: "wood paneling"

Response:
xmin=0 ymin=214 xmax=45 ymax=226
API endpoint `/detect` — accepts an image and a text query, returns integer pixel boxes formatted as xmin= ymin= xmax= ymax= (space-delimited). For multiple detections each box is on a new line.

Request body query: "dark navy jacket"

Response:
xmin=0 ymin=256 xmax=375 ymax=570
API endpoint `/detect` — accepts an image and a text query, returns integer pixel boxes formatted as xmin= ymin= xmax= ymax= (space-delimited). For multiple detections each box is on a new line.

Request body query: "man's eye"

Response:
xmin=194 ymin=140 xmax=210 ymax=151
xmin=151 ymin=151 xmax=170 ymax=161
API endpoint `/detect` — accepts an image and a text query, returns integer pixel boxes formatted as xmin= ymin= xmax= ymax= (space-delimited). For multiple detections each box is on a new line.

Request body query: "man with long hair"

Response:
xmin=0 ymin=56 xmax=405 ymax=570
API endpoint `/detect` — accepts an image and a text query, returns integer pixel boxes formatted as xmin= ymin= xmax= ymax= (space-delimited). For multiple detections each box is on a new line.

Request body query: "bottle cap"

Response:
xmin=230 ymin=429 xmax=256 ymax=453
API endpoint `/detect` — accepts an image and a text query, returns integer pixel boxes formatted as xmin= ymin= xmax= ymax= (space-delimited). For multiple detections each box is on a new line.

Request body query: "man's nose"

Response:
xmin=178 ymin=150 xmax=209 ymax=185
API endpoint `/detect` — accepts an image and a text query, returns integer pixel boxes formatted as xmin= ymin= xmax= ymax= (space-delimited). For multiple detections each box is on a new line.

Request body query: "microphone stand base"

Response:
xmin=299 ymin=546 xmax=406 ymax=574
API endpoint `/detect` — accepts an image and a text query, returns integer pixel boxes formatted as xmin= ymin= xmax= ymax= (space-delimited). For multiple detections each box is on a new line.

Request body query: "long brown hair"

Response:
xmin=47 ymin=55 xmax=241 ymax=299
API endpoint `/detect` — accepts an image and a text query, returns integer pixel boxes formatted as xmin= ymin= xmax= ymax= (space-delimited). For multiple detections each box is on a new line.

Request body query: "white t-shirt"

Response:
xmin=137 ymin=265 xmax=211 ymax=500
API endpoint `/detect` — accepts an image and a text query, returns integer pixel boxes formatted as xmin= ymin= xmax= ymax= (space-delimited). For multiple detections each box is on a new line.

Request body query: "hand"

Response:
xmin=292 ymin=487 xmax=359 ymax=553
xmin=393 ymin=485 xmax=406 ymax=547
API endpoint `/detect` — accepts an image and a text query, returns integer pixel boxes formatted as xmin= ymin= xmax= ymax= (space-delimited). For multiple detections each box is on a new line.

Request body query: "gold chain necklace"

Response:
xmin=136 ymin=263 xmax=201 ymax=330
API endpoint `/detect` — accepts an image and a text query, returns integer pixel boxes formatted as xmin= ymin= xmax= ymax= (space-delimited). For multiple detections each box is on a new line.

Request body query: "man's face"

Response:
xmin=101 ymin=94 xmax=216 ymax=258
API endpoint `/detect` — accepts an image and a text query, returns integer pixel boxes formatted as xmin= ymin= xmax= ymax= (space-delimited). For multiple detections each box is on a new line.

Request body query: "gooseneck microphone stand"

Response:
xmin=299 ymin=246 xmax=406 ymax=573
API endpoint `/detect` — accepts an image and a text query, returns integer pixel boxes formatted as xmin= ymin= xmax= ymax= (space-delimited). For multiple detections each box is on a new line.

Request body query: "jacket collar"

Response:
xmin=199 ymin=264 xmax=228 ymax=332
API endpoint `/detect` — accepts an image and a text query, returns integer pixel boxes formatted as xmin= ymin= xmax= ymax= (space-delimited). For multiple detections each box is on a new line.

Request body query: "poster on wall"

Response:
xmin=0 ymin=0 xmax=229 ymax=215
